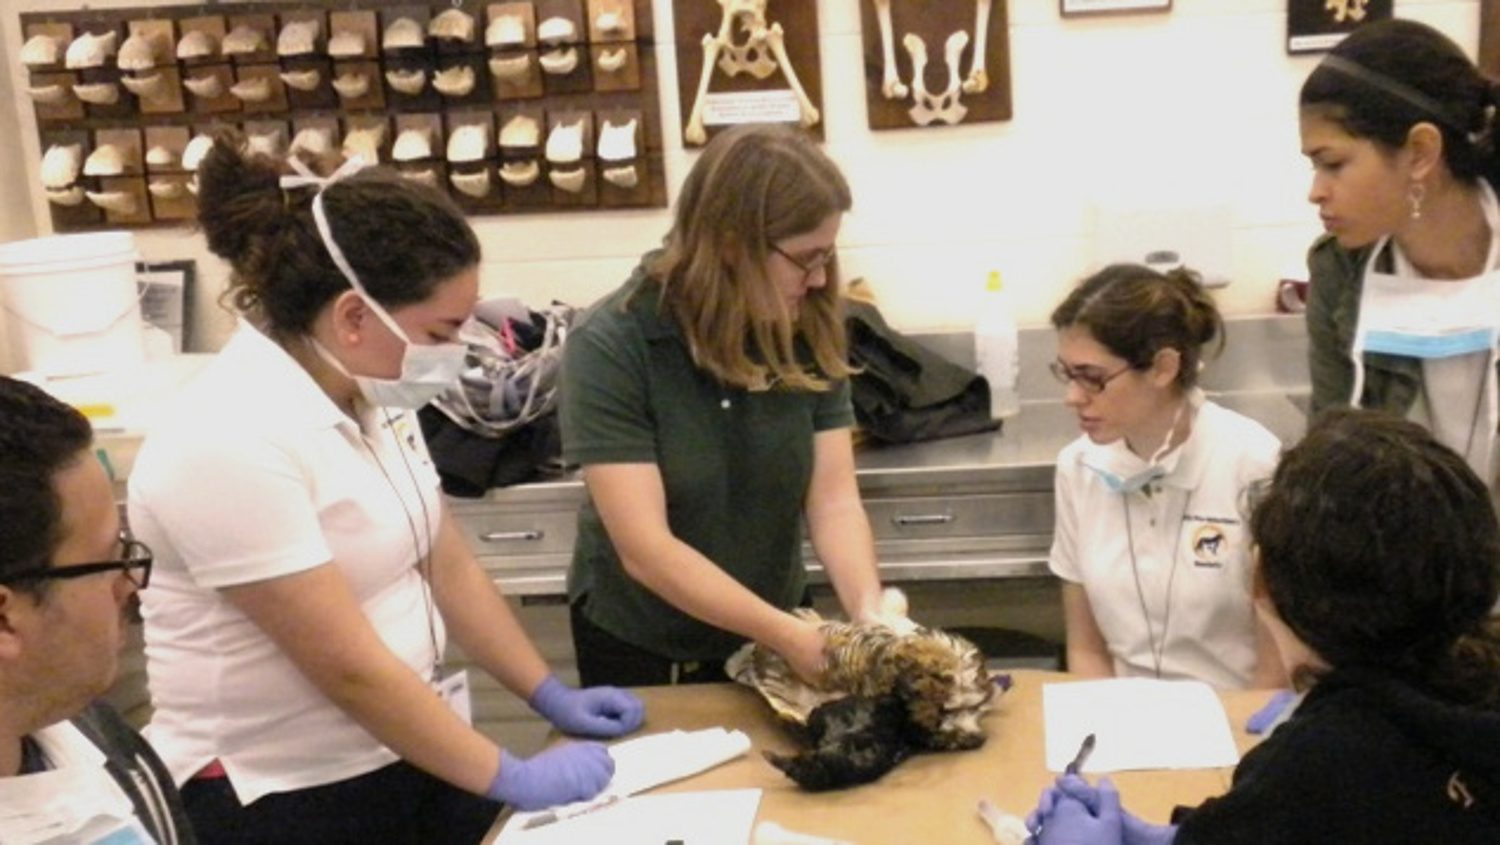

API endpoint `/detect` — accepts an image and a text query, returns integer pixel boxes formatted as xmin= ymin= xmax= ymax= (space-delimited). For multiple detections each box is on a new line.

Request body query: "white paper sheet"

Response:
xmin=500 ymin=728 xmax=753 ymax=833
xmin=1043 ymin=679 xmax=1239 ymax=773
xmin=495 ymin=789 xmax=762 ymax=845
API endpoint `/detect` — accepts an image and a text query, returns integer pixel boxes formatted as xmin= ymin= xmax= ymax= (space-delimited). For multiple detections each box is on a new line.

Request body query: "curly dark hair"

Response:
xmin=0 ymin=377 xmax=94 ymax=587
xmin=195 ymin=129 xmax=481 ymax=337
xmin=1252 ymin=408 xmax=1500 ymax=707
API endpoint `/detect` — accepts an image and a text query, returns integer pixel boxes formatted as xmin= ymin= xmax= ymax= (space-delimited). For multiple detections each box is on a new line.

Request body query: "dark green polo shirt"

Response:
xmin=559 ymin=260 xmax=854 ymax=661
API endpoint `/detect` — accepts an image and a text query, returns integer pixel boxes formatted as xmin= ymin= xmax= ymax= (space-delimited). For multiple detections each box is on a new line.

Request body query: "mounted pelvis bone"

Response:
xmin=537 ymin=17 xmax=577 ymax=44
xmin=447 ymin=124 xmax=490 ymax=163
xmin=245 ymin=131 xmax=284 ymax=160
xmin=903 ymin=31 xmax=968 ymax=126
xmin=450 ymin=169 xmax=491 ymax=197
xmin=400 ymin=167 xmax=439 ymax=189
xmin=229 ymin=76 xmax=272 ymax=103
xmin=383 ymin=18 xmax=425 ymax=51
xmin=392 ymin=127 xmax=434 ymax=162
xmin=596 ymin=47 xmax=628 ymax=74
xmin=328 ymin=29 xmax=366 ymax=58
xmin=602 ymin=164 xmax=638 ymax=188
xmin=47 ymin=186 xmax=85 ymax=207
xmin=290 ymin=127 xmax=334 ymax=157
xmin=147 ymin=179 xmax=187 ymax=200
xmin=684 ymin=1 xmax=820 ymax=145
xmin=145 ymin=145 xmax=176 ymax=167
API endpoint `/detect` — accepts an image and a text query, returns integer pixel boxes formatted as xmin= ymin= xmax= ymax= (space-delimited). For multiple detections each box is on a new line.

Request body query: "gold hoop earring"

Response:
xmin=1409 ymin=181 xmax=1426 ymax=221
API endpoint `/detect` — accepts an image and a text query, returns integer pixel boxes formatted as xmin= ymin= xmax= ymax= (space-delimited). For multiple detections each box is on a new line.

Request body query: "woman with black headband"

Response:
xmin=1302 ymin=19 xmax=1500 ymax=495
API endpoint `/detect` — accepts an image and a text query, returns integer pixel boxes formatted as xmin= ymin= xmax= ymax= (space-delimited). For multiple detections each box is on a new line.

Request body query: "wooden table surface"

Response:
xmin=489 ymin=670 xmax=1275 ymax=844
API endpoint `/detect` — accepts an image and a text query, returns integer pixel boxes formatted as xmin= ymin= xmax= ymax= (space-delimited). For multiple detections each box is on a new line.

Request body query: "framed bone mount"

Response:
xmin=861 ymin=0 xmax=1011 ymax=131
xmin=20 ymin=0 xmax=666 ymax=232
xmin=1286 ymin=0 xmax=1392 ymax=54
xmin=673 ymin=0 xmax=825 ymax=147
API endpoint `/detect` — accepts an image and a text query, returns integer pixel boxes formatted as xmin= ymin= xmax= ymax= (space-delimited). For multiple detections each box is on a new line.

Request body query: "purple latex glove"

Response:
xmin=486 ymin=745 xmax=614 ymax=811
xmin=529 ymin=674 xmax=646 ymax=738
xmin=1027 ymin=776 xmax=1176 ymax=845
xmin=1034 ymin=777 xmax=1124 ymax=845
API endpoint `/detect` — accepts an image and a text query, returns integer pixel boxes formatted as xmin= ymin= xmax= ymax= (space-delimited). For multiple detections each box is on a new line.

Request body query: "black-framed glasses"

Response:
xmin=770 ymin=243 xmax=837 ymax=281
xmin=2 ymin=535 xmax=153 ymax=590
xmin=1048 ymin=360 xmax=1134 ymax=395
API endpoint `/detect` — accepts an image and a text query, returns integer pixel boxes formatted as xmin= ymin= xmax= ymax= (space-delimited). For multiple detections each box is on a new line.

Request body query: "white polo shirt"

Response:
xmin=1049 ymin=399 xmax=1280 ymax=689
xmin=128 ymin=322 xmax=446 ymax=804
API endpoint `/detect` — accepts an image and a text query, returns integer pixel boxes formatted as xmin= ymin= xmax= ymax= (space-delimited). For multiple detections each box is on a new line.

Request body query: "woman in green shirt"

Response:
xmin=559 ymin=124 xmax=886 ymax=687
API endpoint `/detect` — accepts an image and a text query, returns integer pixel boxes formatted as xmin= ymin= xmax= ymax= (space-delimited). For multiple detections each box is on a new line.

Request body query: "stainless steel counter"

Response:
xmin=451 ymin=388 xmax=1310 ymax=597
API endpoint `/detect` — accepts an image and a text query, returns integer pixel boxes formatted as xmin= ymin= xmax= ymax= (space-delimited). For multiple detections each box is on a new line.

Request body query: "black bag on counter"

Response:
xmin=417 ymin=406 xmax=565 ymax=497
xmin=844 ymin=298 xmax=1000 ymax=444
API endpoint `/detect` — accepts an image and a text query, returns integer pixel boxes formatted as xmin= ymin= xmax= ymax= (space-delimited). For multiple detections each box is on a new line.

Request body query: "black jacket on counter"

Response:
xmin=1175 ymin=667 xmax=1500 ymax=844
xmin=844 ymin=298 xmax=999 ymax=444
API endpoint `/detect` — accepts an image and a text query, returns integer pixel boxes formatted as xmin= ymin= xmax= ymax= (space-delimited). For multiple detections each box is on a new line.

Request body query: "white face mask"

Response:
xmin=282 ymin=156 xmax=469 ymax=410
xmin=1082 ymin=394 xmax=1193 ymax=495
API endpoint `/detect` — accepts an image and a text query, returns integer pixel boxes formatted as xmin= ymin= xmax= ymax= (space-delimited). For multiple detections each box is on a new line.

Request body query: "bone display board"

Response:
xmin=19 ymin=0 xmax=665 ymax=233
xmin=671 ymin=0 xmax=824 ymax=147
xmin=860 ymin=0 xmax=1011 ymax=130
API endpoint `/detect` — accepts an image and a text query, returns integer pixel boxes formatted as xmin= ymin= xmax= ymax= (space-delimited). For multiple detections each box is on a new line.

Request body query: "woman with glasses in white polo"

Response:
xmin=1047 ymin=264 xmax=1286 ymax=689
xmin=559 ymin=124 xmax=886 ymax=688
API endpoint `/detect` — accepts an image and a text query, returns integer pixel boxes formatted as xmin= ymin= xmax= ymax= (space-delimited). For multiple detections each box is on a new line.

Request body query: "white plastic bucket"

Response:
xmin=0 ymin=232 xmax=145 ymax=377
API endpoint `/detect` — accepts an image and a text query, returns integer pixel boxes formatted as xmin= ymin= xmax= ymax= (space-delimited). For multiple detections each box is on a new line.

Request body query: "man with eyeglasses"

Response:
xmin=0 ymin=376 xmax=193 ymax=844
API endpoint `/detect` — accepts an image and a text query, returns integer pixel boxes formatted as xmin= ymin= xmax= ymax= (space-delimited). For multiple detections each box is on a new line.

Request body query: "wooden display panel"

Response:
xmin=20 ymin=0 xmax=665 ymax=231
xmin=672 ymin=0 xmax=825 ymax=146
xmin=858 ymin=0 xmax=1012 ymax=131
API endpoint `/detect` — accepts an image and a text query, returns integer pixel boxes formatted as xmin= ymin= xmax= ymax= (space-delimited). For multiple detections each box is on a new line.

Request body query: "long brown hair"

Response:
xmin=644 ymin=124 xmax=853 ymax=391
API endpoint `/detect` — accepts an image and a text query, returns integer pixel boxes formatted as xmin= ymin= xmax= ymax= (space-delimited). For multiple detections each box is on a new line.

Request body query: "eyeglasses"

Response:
xmin=770 ymin=243 xmax=837 ymax=281
xmin=1048 ymin=360 xmax=1134 ymax=395
xmin=2 ymin=534 xmax=153 ymax=590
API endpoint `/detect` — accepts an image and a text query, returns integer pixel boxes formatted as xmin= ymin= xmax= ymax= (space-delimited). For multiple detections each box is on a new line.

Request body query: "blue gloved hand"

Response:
xmin=1032 ymin=776 xmax=1175 ymax=845
xmin=1035 ymin=777 xmax=1124 ymax=845
xmin=1027 ymin=774 xmax=1100 ymax=834
xmin=529 ymin=674 xmax=646 ymax=738
xmin=485 ymin=744 xmax=614 ymax=811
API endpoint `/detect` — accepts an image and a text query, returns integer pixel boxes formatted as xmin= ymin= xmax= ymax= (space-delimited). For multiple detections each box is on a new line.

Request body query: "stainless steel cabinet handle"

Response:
xmin=891 ymin=513 xmax=954 ymax=526
xmin=480 ymin=529 xmax=545 ymax=542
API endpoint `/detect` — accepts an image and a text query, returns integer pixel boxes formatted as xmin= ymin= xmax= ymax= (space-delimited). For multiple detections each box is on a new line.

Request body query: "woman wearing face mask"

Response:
xmin=1304 ymin=19 xmax=1500 ymax=492
xmin=126 ymin=134 xmax=643 ymax=845
xmin=559 ymin=124 xmax=885 ymax=687
xmin=1048 ymin=264 xmax=1285 ymax=689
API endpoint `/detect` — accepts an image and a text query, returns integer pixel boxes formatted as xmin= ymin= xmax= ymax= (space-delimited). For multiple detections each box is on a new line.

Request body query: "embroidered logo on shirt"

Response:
xmin=1191 ymin=524 xmax=1226 ymax=567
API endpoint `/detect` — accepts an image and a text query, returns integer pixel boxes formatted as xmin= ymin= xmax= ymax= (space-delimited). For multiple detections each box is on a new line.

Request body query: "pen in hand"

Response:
xmin=1064 ymin=733 xmax=1096 ymax=776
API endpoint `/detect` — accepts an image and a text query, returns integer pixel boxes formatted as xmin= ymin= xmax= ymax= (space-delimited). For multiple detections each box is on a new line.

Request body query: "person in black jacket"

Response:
xmin=1028 ymin=408 xmax=1500 ymax=844
xmin=0 ymin=375 xmax=194 ymax=844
